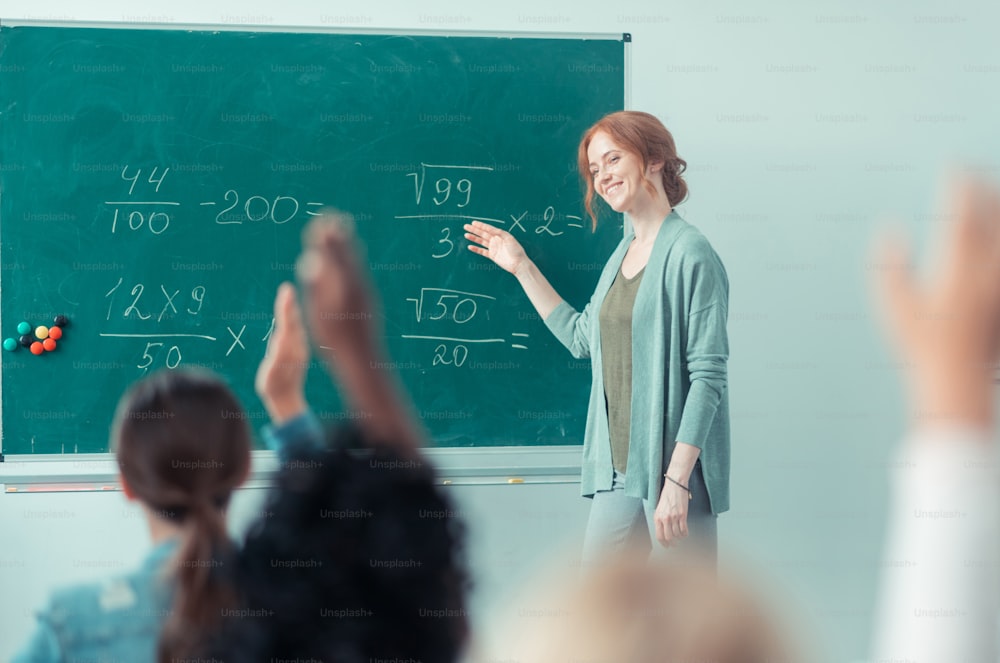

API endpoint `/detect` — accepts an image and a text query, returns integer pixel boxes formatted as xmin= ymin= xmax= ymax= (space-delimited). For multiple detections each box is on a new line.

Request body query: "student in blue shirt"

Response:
xmin=12 ymin=369 xmax=253 ymax=663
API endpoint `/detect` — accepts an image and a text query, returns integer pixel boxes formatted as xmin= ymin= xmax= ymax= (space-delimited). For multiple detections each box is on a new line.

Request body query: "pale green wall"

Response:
xmin=3 ymin=2 xmax=999 ymax=662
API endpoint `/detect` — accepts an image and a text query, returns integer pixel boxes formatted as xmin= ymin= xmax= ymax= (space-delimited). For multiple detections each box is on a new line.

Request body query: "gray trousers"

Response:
xmin=581 ymin=461 xmax=717 ymax=567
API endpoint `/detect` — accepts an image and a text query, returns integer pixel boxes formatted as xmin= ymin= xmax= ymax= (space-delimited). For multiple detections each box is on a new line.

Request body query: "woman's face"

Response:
xmin=586 ymin=130 xmax=659 ymax=215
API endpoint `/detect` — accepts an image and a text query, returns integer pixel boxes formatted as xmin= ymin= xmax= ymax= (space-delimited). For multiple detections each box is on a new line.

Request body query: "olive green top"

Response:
xmin=599 ymin=266 xmax=645 ymax=473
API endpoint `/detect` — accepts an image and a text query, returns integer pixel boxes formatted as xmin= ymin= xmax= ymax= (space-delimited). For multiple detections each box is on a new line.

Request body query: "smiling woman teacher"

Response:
xmin=465 ymin=111 xmax=730 ymax=565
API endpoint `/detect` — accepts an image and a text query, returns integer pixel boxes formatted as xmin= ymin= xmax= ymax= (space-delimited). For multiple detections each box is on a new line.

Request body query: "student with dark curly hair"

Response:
xmin=202 ymin=432 xmax=468 ymax=661
xmin=200 ymin=216 xmax=469 ymax=661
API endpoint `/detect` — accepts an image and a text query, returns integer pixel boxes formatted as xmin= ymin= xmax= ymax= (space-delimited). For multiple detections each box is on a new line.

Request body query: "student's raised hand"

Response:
xmin=464 ymin=221 xmax=529 ymax=275
xmin=873 ymin=178 xmax=1000 ymax=429
xmin=296 ymin=212 xmax=379 ymax=363
xmin=296 ymin=211 xmax=422 ymax=453
xmin=255 ymin=282 xmax=309 ymax=424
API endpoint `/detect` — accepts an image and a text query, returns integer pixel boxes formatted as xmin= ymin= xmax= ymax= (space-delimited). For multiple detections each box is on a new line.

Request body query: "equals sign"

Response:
xmin=510 ymin=332 xmax=529 ymax=350
xmin=305 ymin=202 xmax=326 ymax=216
xmin=566 ymin=214 xmax=584 ymax=229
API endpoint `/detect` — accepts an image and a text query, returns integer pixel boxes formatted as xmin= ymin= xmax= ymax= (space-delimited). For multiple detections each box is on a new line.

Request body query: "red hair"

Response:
xmin=577 ymin=111 xmax=688 ymax=229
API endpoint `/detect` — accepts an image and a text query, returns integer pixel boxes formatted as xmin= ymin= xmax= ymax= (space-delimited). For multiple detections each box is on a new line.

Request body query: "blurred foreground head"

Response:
xmin=483 ymin=553 xmax=805 ymax=663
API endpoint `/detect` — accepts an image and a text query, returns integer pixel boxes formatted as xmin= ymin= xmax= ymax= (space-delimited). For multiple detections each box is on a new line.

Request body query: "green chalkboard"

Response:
xmin=0 ymin=23 xmax=626 ymax=454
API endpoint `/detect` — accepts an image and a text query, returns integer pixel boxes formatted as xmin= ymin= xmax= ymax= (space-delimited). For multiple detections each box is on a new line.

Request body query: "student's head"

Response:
xmin=577 ymin=110 xmax=688 ymax=228
xmin=112 ymin=368 xmax=252 ymax=663
xmin=202 ymin=427 xmax=470 ymax=662
xmin=483 ymin=554 xmax=802 ymax=663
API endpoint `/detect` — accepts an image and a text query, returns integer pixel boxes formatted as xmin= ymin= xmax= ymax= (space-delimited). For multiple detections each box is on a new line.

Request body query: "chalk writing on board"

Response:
xmin=102 ymin=275 xmax=247 ymax=369
xmin=406 ymin=163 xmax=492 ymax=206
xmin=225 ymin=325 xmax=247 ymax=356
xmin=97 ymin=333 xmax=217 ymax=370
xmin=105 ymin=166 xmax=177 ymax=234
xmin=103 ymin=165 xmax=327 ymax=231
xmin=401 ymin=287 xmax=531 ymax=368
xmin=109 ymin=207 xmax=174 ymax=234
xmin=104 ymin=279 xmax=206 ymax=321
xmin=95 ymin=159 xmax=579 ymax=373
xmin=96 ymin=163 xmax=324 ymax=372
xmin=388 ymin=162 xmax=588 ymax=369
xmin=206 ymin=190 xmax=324 ymax=225
xmin=121 ymin=165 xmax=169 ymax=194
xmin=406 ymin=288 xmax=495 ymax=323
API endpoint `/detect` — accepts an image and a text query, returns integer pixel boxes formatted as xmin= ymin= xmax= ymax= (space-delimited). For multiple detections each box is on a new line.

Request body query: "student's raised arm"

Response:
xmin=255 ymin=281 xmax=324 ymax=460
xmin=871 ymin=178 xmax=1000 ymax=662
xmin=295 ymin=212 xmax=423 ymax=456
xmin=256 ymin=282 xmax=310 ymax=425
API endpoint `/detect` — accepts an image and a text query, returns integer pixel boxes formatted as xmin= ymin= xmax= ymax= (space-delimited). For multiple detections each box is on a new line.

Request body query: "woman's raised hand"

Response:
xmin=464 ymin=221 xmax=529 ymax=275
